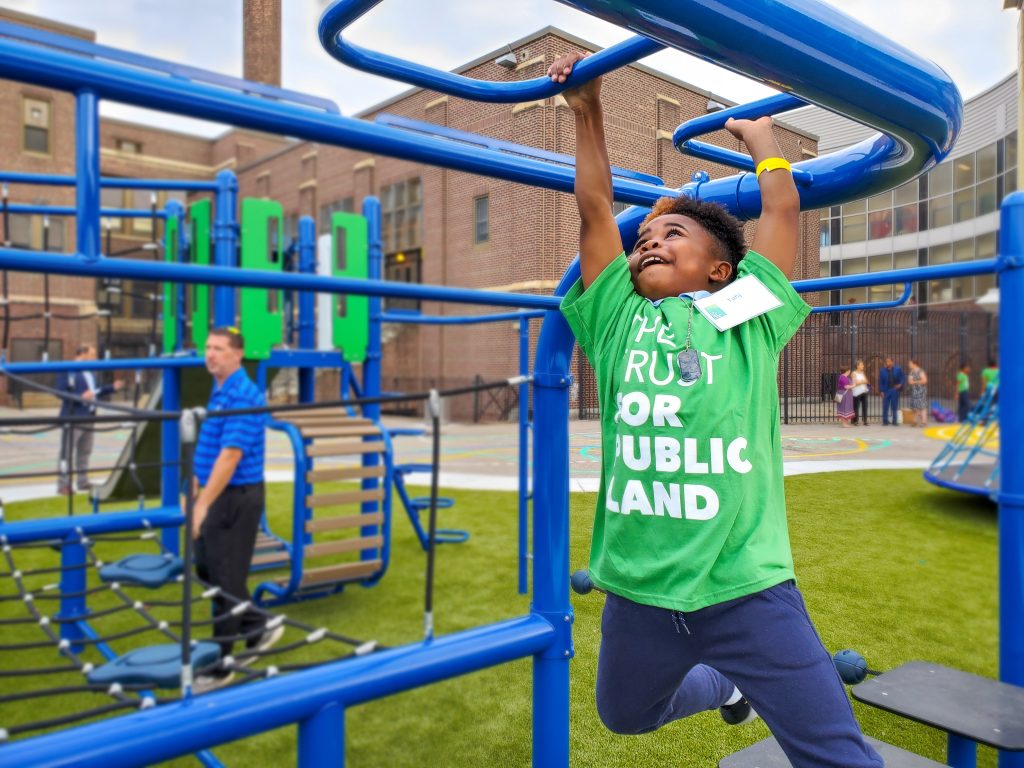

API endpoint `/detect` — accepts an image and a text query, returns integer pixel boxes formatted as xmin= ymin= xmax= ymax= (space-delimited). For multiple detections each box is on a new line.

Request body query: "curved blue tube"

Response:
xmin=673 ymin=94 xmax=814 ymax=186
xmin=557 ymin=0 xmax=962 ymax=214
xmin=318 ymin=0 xmax=664 ymax=103
xmin=809 ymin=282 xmax=914 ymax=314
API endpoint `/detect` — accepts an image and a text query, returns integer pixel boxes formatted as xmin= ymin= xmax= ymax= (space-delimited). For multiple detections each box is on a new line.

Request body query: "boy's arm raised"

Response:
xmin=549 ymin=52 xmax=623 ymax=290
xmin=726 ymin=117 xmax=801 ymax=278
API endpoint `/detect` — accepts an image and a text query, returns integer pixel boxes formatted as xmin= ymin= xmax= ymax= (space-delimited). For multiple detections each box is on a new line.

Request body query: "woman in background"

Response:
xmin=836 ymin=367 xmax=855 ymax=427
xmin=907 ymin=359 xmax=928 ymax=427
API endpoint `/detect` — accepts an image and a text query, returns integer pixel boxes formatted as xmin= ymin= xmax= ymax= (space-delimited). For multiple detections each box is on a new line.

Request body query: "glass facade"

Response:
xmin=819 ymin=131 xmax=1017 ymax=306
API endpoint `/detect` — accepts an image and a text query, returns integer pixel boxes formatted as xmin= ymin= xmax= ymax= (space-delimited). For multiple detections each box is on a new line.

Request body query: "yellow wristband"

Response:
xmin=755 ymin=157 xmax=792 ymax=179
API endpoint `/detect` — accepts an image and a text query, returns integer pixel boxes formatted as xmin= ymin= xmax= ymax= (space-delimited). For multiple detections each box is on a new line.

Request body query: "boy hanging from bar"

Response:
xmin=550 ymin=52 xmax=882 ymax=767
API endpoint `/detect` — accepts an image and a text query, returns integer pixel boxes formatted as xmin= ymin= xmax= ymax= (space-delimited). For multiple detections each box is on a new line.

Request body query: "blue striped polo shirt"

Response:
xmin=194 ymin=367 xmax=266 ymax=487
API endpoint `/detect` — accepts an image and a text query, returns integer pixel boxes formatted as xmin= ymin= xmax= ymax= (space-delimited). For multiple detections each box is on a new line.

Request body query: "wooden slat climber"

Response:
xmin=255 ymin=410 xmax=390 ymax=599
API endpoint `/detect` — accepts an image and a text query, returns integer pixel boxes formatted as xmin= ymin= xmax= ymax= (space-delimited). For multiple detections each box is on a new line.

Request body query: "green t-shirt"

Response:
xmin=957 ymin=371 xmax=970 ymax=393
xmin=981 ymin=367 xmax=999 ymax=389
xmin=561 ymin=251 xmax=811 ymax=612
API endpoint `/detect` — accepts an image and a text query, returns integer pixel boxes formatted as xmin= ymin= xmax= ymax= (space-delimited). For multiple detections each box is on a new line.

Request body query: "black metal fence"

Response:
xmin=574 ymin=308 xmax=998 ymax=424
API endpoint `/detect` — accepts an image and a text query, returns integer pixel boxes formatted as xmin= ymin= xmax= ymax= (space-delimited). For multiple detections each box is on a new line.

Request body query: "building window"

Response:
xmin=22 ymin=97 xmax=51 ymax=155
xmin=43 ymin=217 xmax=65 ymax=252
xmin=384 ymin=248 xmax=422 ymax=311
xmin=319 ymin=197 xmax=354 ymax=235
xmin=474 ymin=194 xmax=489 ymax=244
xmin=380 ymin=178 xmax=422 ymax=253
xmin=117 ymin=138 xmax=141 ymax=154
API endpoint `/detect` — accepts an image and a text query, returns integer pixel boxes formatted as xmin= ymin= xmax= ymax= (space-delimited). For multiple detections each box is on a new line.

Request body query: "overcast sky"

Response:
xmin=1 ymin=0 xmax=1018 ymax=138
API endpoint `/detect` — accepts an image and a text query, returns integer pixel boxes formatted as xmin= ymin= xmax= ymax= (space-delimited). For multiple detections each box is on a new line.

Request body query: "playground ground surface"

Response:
xmin=0 ymin=407 xmax=969 ymax=502
xmin=0 ymin=468 xmax=998 ymax=767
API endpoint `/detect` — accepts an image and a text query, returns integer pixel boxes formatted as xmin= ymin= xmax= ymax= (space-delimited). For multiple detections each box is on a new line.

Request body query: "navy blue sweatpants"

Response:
xmin=596 ymin=580 xmax=882 ymax=768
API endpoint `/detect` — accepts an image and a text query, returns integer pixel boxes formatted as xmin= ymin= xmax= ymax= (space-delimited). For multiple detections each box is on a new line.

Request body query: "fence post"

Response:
xmin=850 ymin=312 xmax=858 ymax=368
xmin=473 ymin=374 xmax=481 ymax=423
xmin=910 ymin=311 xmax=918 ymax=361
xmin=960 ymin=312 xmax=968 ymax=365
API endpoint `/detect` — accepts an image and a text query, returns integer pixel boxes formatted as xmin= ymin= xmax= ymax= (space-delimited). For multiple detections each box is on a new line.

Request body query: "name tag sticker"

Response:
xmin=694 ymin=275 xmax=783 ymax=332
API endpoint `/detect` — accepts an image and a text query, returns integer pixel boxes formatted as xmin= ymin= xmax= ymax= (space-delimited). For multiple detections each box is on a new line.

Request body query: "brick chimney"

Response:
xmin=243 ymin=0 xmax=281 ymax=86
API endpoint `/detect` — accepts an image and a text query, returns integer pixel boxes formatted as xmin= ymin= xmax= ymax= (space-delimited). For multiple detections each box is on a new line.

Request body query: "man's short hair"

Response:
xmin=76 ymin=343 xmax=95 ymax=356
xmin=208 ymin=326 xmax=244 ymax=351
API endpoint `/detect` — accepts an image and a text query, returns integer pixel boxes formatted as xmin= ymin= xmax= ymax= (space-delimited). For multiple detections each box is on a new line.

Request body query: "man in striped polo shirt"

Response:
xmin=190 ymin=326 xmax=281 ymax=692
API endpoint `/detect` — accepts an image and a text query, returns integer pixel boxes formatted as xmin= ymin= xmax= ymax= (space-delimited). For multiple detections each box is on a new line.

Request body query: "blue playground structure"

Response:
xmin=925 ymin=383 xmax=1001 ymax=498
xmin=0 ymin=1 xmax=1021 ymax=767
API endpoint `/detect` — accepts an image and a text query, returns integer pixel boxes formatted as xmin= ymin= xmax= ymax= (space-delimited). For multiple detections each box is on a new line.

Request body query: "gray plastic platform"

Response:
xmin=852 ymin=661 xmax=1024 ymax=750
xmin=719 ymin=734 xmax=946 ymax=767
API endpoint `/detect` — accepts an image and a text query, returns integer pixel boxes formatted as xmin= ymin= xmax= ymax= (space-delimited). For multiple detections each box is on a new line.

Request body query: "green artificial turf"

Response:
xmin=0 ymin=470 xmax=999 ymax=767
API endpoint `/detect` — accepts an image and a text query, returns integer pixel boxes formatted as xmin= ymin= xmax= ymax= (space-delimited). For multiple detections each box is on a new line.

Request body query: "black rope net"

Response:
xmin=0 ymin=525 xmax=379 ymax=744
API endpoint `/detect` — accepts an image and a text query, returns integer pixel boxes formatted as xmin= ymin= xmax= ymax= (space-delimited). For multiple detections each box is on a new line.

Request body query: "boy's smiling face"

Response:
xmin=627 ymin=213 xmax=733 ymax=301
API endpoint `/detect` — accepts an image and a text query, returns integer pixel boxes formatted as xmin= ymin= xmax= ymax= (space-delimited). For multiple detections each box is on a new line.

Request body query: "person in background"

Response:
xmin=55 ymin=344 xmax=123 ymax=495
xmin=981 ymin=358 xmax=999 ymax=392
xmin=836 ymin=367 xmax=855 ymax=427
xmin=189 ymin=327 xmax=282 ymax=692
xmin=956 ymin=363 xmax=972 ymax=422
xmin=850 ymin=359 xmax=870 ymax=426
xmin=907 ymin=359 xmax=928 ymax=427
xmin=878 ymin=356 xmax=904 ymax=426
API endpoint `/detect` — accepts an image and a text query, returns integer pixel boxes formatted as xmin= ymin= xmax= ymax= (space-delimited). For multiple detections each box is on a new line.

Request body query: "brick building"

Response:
xmin=0 ymin=10 xmax=822 ymax=417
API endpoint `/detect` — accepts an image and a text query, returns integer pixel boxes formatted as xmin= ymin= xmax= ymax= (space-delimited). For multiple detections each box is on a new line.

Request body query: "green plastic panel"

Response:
xmin=162 ymin=213 xmax=180 ymax=354
xmin=331 ymin=212 xmax=368 ymax=363
xmin=240 ymin=198 xmax=284 ymax=360
xmin=189 ymin=199 xmax=211 ymax=352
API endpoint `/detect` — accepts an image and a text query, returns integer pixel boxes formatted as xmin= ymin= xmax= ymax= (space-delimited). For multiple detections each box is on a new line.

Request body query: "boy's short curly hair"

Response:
xmin=638 ymin=196 xmax=747 ymax=277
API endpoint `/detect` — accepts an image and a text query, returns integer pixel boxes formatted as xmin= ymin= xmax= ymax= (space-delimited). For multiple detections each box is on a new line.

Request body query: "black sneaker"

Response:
xmin=719 ymin=696 xmax=758 ymax=726
xmin=240 ymin=623 xmax=285 ymax=666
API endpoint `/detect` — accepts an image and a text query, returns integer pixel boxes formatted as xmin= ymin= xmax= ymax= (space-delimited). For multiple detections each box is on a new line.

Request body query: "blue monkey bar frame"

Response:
xmin=0 ymin=1 xmax=1017 ymax=767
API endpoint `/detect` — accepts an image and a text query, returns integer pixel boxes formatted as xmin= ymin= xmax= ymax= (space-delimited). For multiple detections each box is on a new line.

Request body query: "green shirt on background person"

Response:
xmin=561 ymin=250 xmax=811 ymax=612
xmin=957 ymin=370 xmax=970 ymax=393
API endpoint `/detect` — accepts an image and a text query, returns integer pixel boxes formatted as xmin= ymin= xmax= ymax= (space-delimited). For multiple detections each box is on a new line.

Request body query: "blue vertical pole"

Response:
xmin=997 ymin=191 xmax=1024 ymax=768
xmin=518 ymin=315 xmax=530 ymax=595
xmin=947 ymin=735 xmax=977 ymax=768
xmin=531 ymin=317 xmax=573 ymax=767
xmin=57 ymin=533 xmax=87 ymax=652
xmin=75 ymin=89 xmax=100 ymax=261
xmin=161 ymin=365 xmax=182 ymax=556
xmin=298 ymin=702 xmax=345 ymax=767
xmin=213 ymin=169 xmax=238 ymax=326
xmin=361 ymin=196 xmax=383 ymax=557
xmin=297 ymin=216 xmax=317 ymax=403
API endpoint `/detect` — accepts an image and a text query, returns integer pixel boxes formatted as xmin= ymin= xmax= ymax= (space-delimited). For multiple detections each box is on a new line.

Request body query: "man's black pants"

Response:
xmin=194 ymin=482 xmax=266 ymax=658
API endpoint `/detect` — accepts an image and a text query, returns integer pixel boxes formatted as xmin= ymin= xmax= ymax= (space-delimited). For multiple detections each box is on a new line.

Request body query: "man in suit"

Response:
xmin=56 ymin=344 xmax=122 ymax=494
xmin=879 ymin=356 xmax=905 ymax=426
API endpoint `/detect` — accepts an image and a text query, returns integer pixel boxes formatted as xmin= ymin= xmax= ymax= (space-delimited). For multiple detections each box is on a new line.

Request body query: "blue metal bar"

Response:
xmin=997 ymin=191 xmax=1024 ymax=768
xmin=213 ymin=170 xmax=238 ymax=326
xmin=518 ymin=315 xmax=530 ymax=596
xmin=0 ymin=506 xmax=182 ymax=544
xmin=947 ymin=733 xmax=978 ymax=768
xmin=75 ymin=89 xmax=100 ymax=261
xmin=673 ymin=94 xmax=814 ymax=184
xmin=381 ymin=310 xmax=547 ymax=325
xmin=792 ymin=260 xmax=999 ymax=293
xmin=0 ymin=171 xmax=218 ymax=191
xmin=319 ymin=1 xmax=664 ymax=103
xmin=361 ymin=196 xmax=384 ymax=565
xmin=3 ymin=203 xmax=169 ymax=219
xmin=0 ymin=355 xmax=203 ymax=375
xmin=254 ymin=420 xmax=305 ymax=605
xmin=161 ymin=367 xmax=182 ymax=556
xmin=0 ymin=246 xmax=563 ymax=310
xmin=0 ymin=614 xmax=556 ymax=768
xmin=57 ymin=535 xmax=88 ymax=652
xmin=298 ymin=703 xmax=345 ymax=768
xmin=0 ymin=20 xmax=339 ymax=115
xmin=809 ymin=282 xmax=914 ymax=314
xmin=529 ymin=264 xmax=577 ymax=767
xmin=0 ymin=36 xmax=676 ymax=210
xmin=297 ymin=217 xmax=317 ymax=403
xmin=562 ymin=0 xmax=961 ymax=215
xmin=375 ymin=114 xmax=665 ymax=186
